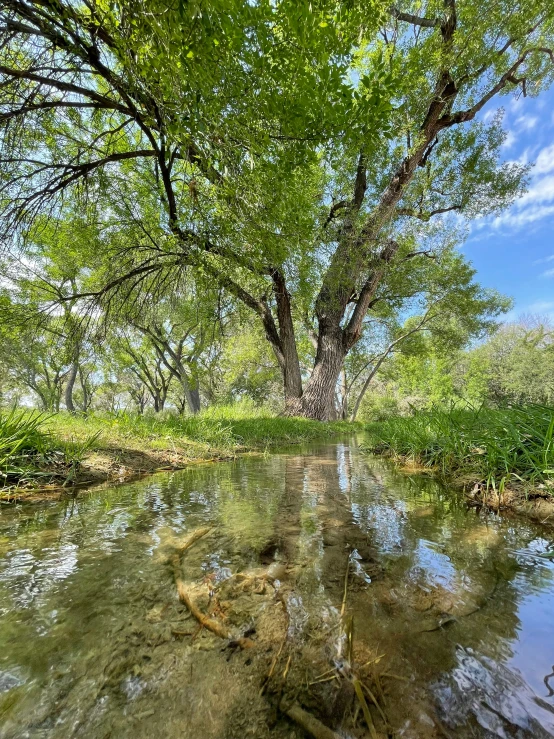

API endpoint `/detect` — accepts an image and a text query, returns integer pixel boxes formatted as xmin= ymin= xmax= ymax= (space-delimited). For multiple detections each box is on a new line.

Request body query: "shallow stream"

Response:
xmin=2 ymin=440 xmax=554 ymax=738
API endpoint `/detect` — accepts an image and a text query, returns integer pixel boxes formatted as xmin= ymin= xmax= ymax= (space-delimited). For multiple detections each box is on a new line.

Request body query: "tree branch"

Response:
xmin=440 ymin=47 xmax=554 ymax=127
xmin=0 ymin=64 xmax=131 ymax=115
xmin=323 ymin=200 xmax=349 ymax=228
xmin=396 ymin=204 xmax=462 ymax=221
xmin=389 ymin=6 xmax=438 ymax=28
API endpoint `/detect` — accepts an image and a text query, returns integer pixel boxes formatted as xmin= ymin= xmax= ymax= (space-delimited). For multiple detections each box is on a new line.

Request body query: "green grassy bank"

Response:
xmin=1 ymin=404 xmax=355 ymax=496
xmin=365 ymin=405 xmax=554 ymax=495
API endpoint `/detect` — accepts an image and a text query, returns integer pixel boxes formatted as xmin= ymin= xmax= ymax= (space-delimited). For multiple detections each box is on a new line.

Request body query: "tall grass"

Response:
xmin=0 ymin=408 xmax=103 ymax=488
xmin=44 ymin=401 xmax=355 ymax=451
xmin=365 ymin=405 xmax=554 ymax=489
xmin=0 ymin=408 xmax=51 ymax=482
xmin=2 ymin=401 xmax=355 ymax=489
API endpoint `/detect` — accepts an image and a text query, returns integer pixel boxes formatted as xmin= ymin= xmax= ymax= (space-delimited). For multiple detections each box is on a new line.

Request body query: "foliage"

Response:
xmin=342 ymin=237 xmax=511 ymax=419
xmin=2 ymin=0 xmax=552 ymax=419
xmin=0 ymin=407 xmax=50 ymax=481
xmin=365 ymin=405 xmax=554 ymax=488
xmin=472 ymin=320 xmax=554 ymax=405
xmin=355 ymin=318 xmax=554 ymax=420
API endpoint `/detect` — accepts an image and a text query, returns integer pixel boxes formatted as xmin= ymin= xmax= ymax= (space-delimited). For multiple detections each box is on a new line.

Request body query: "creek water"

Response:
xmin=2 ymin=440 xmax=554 ymax=738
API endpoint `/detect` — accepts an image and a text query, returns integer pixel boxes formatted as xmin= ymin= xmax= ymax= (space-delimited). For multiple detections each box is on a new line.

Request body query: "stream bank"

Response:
xmin=377 ymin=455 xmax=554 ymax=527
xmin=1 ymin=412 xmax=354 ymax=502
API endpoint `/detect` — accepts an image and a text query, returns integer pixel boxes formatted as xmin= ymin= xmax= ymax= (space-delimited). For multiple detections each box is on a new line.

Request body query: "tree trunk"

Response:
xmin=272 ymin=269 xmax=303 ymax=408
xmin=65 ymin=360 xmax=79 ymax=413
xmin=190 ymin=386 xmax=201 ymax=414
xmin=350 ymin=357 xmax=387 ymax=421
xmin=80 ymin=370 xmax=90 ymax=414
xmin=285 ymin=327 xmax=345 ymax=421
xmin=177 ymin=368 xmax=201 ymax=415
xmin=339 ymin=369 xmax=348 ymax=420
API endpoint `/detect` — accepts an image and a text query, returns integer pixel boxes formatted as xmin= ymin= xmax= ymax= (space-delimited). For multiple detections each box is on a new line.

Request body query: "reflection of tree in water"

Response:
xmin=2 ymin=446 xmax=554 ymax=737
xmin=340 ymin=452 xmax=554 ymax=735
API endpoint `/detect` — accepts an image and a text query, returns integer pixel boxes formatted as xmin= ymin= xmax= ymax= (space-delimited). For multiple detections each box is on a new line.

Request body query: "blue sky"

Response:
xmin=464 ymin=87 xmax=554 ymax=322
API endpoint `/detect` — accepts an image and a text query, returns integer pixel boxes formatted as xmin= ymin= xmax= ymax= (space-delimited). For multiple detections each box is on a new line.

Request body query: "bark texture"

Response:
xmin=64 ymin=360 xmax=79 ymax=414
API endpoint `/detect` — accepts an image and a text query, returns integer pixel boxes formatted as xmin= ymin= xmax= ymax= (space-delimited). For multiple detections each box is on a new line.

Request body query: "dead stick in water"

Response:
xmin=380 ymin=672 xmax=409 ymax=682
xmin=260 ymin=633 xmax=287 ymax=696
xmin=340 ymin=555 xmax=349 ymax=619
xmin=374 ymin=674 xmax=387 ymax=708
xmin=174 ymin=577 xmax=255 ymax=649
xmin=173 ymin=526 xmax=213 ymax=555
xmin=281 ymin=701 xmax=342 ymax=739
xmin=282 ymin=654 xmax=292 ymax=681
xmin=171 ymin=628 xmax=193 ymax=637
xmin=170 ymin=525 xmax=254 ymax=649
xmin=353 ymin=678 xmax=378 ymax=739
xmin=361 ymin=680 xmax=388 ymax=725
xmin=308 ymin=675 xmax=338 ymax=686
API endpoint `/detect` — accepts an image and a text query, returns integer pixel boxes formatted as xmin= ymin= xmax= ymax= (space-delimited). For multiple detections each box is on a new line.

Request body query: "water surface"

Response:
xmin=2 ymin=441 xmax=554 ymax=738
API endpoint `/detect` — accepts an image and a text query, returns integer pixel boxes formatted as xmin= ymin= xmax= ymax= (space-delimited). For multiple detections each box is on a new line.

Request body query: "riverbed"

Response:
xmin=2 ymin=440 xmax=554 ymax=738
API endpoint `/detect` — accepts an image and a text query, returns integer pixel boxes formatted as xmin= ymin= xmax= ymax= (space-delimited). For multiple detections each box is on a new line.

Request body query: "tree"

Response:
xmin=130 ymin=286 xmax=227 ymax=414
xmin=0 ymin=209 xmax=103 ymax=412
xmin=108 ymin=328 xmax=173 ymax=412
xmin=355 ymin=315 xmax=554 ymax=418
xmin=1 ymin=0 xmax=552 ymax=419
xmin=0 ymin=310 xmax=69 ymax=410
xmin=471 ymin=318 xmax=554 ymax=405
xmin=344 ymin=238 xmax=511 ymax=419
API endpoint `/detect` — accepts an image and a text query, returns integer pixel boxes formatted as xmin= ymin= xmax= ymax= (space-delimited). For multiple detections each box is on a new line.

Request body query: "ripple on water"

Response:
xmin=0 ymin=442 xmax=554 ymax=738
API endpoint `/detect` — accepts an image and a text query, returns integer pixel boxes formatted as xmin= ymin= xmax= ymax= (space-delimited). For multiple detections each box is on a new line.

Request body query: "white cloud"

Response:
xmin=482 ymin=108 xmax=499 ymax=124
xmin=542 ymin=268 xmax=554 ymax=278
xmin=519 ymin=175 xmax=554 ymax=205
xmin=492 ymin=204 xmax=554 ymax=228
xmin=533 ymin=254 xmax=554 ymax=265
xmin=533 ymin=143 xmax=554 ymax=174
xmin=515 ymin=115 xmax=538 ymax=131
xmin=488 ymin=143 xmax=554 ymax=231
xmin=501 ymin=130 xmax=517 ymax=149
xmin=528 ymin=300 xmax=554 ymax=312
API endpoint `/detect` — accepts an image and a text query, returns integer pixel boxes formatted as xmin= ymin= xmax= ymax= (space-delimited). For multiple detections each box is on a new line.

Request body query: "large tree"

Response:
xmin=1 ymin=0 xmax=552 ymax=419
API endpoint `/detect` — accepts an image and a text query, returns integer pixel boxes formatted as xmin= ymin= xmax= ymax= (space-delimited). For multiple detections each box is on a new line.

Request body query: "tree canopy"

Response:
xmin=1 ymin=0 xmax=553 ymax=418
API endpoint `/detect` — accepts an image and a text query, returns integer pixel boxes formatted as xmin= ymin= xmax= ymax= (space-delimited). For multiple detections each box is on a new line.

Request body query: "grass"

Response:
xmin=43 ymin=403 xmax=355 ymax=450
xmin=1 ymin=402 xmax=356 ymax=492
xmin=364 ymin=404 xmax=554 ymax=492
xmin=0 ymin=408 xmax=51 ymax=484
xmin=0 ymin=407 xmax=103 ymax=489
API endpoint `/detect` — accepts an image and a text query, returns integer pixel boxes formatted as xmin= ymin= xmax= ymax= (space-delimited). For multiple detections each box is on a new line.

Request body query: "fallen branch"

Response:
xmin=173 ymin=526 xmax=213 ymax=555
xmin=175 ymin=577 xmax=254 ymax=648
xmin=169 ymin=526 xmax=254 ymax=649
xmin=281 ymin=701 xmax=342 ymax=739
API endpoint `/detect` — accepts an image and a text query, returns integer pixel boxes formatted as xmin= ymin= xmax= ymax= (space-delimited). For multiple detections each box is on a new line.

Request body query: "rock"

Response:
xmin=266 ymin=562 xmax=287 ymax=581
